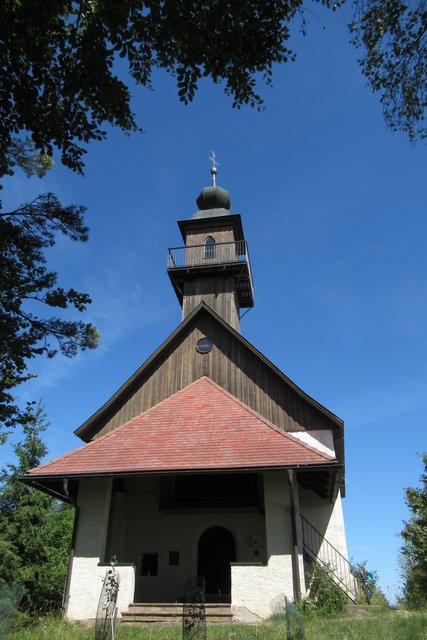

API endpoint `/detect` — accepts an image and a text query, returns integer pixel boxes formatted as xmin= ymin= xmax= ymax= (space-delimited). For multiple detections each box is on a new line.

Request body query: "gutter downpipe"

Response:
xmin=62 ymin=478 xmax=79 ymax=616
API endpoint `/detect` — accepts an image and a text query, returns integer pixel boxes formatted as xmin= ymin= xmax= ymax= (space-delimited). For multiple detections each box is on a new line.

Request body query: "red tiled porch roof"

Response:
xmin=26 ymin=377 xmax=335 ymax=479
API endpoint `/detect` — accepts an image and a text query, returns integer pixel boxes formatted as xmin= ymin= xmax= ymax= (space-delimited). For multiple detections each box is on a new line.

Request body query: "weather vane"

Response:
xmin=209 ymin=151 xmax=219 ymax=186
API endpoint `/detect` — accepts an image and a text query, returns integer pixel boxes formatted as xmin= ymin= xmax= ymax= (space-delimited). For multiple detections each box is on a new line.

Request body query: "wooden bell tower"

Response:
xmin=167 ymin=157 xmax=254 ymax=332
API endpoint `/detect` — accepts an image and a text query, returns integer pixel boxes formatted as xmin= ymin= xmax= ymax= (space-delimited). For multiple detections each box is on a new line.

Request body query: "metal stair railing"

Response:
xmin=167 ymin=241 xmax=249 ymax=270
xmin=301 ymin=515 xmax=359 ymax=603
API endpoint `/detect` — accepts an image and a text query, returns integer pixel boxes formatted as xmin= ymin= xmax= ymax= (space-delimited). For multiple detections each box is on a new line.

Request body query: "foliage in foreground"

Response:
xmin=0 ymin=0 xmax=425 ymax=185
xmin=6 ymin=610 xmax=427 ymax=640
xmin=0 ymin=404 xmax=74 ymax=613
xmin=400 ymin=452 xmax=427 ymax=609
xmin=349 ymin=0 xmax=426 ymax=143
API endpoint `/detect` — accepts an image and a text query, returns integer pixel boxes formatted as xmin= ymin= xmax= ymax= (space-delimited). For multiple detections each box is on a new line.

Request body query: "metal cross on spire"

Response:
xmin=209 ymin=151 xmax=219 ymax=186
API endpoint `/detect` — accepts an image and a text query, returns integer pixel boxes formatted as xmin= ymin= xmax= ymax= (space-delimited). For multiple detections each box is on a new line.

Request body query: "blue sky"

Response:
xmin=1 ymin=5 xmax=426 ymax=603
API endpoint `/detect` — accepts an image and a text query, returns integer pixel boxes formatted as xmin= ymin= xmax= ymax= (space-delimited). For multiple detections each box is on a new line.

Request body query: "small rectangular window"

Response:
xmin=169 ymin=551 xmax=180 ymax=565
xmin=141 ymin=553 xmax=158 ymax=576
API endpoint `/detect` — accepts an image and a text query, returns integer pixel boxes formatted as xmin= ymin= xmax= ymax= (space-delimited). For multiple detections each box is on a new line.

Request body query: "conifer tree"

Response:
xmin=0 ymin=194 xmax=99 ymax=441
xmin=0 ymin=403 xmax=73 ymax=613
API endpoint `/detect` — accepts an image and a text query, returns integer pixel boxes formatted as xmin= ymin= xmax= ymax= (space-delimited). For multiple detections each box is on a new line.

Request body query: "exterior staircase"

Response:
xmin=301 ymin=515 xmax=359 ymax=603
xmin=121 ymin=602 xmax=233 ymax=625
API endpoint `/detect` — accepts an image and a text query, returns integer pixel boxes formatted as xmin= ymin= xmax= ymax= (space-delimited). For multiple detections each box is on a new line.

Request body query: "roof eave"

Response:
xmin=20 ymin=476 xmax=75 ymax=504
xmin=24 ymin=460 xmax=340 ymax=483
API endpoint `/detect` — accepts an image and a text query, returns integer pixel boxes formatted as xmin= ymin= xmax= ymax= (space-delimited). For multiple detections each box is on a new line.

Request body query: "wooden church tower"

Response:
xmin=167 ymin=157 xmax=253 ymax=331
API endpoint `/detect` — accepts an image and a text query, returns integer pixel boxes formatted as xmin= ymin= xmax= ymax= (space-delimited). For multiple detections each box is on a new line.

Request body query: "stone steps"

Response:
xmin=121 ymin=602 xmax=233 ymax=625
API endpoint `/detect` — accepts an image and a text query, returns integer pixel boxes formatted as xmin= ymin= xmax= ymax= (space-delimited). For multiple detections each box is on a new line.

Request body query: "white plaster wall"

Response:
xmin=231 ymin=556 xmax=293 ymax=620
xmin=66 ymin=477 xmax=135 ymax=620
xmin=67 ymin=560 xmax=135 ymax=620
xmin=74 ymin=477 xmax=111 ymax=557
xmin=291 ymin=430 xmax=335 ymax=457
xmin=67 ymin=471 xmax=305 ymax=617
xmin=110 ymin=476 xmax=267 ymax=603
xmin=300 ymin=488 xmax=354 ymax=596
xmin=231 ymin=471 xmax=294 ymax=619
xmin=300 ymin=488 xmax=349 ymax=560
xmin=108 ymin=491 xmax=128 ymax=561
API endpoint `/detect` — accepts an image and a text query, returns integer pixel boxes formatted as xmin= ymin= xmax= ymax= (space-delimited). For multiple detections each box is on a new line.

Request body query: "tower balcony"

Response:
xmin=167 ymin=240 xmax=254 ymax=309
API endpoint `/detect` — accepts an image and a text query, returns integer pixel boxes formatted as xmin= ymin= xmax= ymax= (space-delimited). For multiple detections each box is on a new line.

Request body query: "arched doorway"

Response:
xmin=197 ymin=527 xmax=236 ymax=601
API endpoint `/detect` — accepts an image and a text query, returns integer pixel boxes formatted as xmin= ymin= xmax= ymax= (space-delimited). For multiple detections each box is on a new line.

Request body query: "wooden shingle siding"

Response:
xmin=182 ymin=275 xmax=240 ymax=330
xmin=185 ymin=226 xmax=235 ymax=246
xmin=94 ymin=313 xmax=334 ymax=441
xmin=181 ymin=225 xmax=240 ymax=329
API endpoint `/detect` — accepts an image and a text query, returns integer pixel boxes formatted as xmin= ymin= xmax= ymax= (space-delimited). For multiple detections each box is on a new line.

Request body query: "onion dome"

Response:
xmin=192 ymin=152 xmax=232 ymax=219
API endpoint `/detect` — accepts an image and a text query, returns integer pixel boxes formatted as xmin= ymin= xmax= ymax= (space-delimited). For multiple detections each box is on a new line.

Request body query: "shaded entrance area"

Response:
xmin=197 ymin=527 xmax=236 ymax=601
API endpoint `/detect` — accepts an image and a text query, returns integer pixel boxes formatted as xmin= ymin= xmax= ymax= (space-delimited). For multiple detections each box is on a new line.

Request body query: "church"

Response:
xmin=24 ymin=161 xmax=357 ymax=622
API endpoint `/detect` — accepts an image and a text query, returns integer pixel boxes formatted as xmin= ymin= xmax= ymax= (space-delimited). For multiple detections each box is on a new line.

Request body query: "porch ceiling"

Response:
xmin=25 ymin=377 xmax=337 ymax=481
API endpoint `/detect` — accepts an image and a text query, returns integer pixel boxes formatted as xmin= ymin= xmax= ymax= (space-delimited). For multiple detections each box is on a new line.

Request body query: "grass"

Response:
xmin=7 ymin=609 xmax=427 ymax=640
xmin=303 ymin=609 xmax=427 ymax=640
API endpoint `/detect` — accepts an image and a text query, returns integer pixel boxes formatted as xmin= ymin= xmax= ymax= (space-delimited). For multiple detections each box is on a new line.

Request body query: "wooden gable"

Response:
xmin=76 ymin=304 xmax=344 ymax=471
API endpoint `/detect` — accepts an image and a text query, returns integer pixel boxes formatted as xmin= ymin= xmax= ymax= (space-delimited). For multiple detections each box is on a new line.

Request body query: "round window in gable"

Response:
xmin=196 ymin=337 xmax=213 ymax=354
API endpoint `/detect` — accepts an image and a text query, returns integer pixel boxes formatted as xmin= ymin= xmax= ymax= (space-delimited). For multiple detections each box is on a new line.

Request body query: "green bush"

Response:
xmin=300 ymin=562 xmax=347 ymax=615
xmin=352 ymin=561 xmax=389 ymax=606
xmin=399 ymin=453 xmax=427 ymax=610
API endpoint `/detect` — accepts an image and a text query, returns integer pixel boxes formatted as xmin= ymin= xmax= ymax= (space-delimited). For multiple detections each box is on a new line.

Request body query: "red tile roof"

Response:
xmin=27 ymin=377 xmax=335 ymax=478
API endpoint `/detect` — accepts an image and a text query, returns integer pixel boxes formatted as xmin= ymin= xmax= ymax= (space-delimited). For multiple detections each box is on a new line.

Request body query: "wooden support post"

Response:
xmin=288 ymin=469 xmax=302 ymax=602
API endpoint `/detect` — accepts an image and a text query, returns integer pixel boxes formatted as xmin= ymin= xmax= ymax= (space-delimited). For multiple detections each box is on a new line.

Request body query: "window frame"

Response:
xmin=203 ymin=235 xmax=216 ymax=259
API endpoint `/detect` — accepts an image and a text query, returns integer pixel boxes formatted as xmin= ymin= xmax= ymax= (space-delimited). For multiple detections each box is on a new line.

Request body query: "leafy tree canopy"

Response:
xmin=400 ymin=453 xmax=427 ymax=609
xmin=352 ymin=560 xmax=389 ymax=605
xmin=0 ymin=403 xmax=74 ymax=613
xmin=0 ymin=0 xmax=425 ymax=185
xmin=350 ymin=0 xmax=426 ymax=143
xmin=0 ymin=193 xmax=99 ymax=441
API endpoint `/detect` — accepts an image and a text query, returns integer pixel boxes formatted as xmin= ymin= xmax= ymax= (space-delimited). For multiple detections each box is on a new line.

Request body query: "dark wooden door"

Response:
xmin=197 ymin=527 xmax=236 ymax=601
